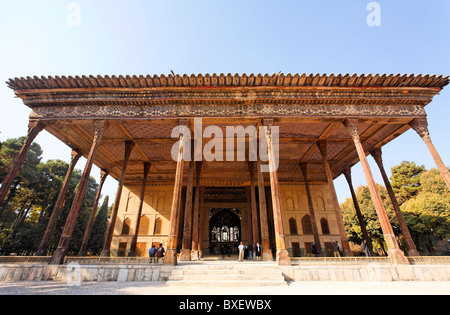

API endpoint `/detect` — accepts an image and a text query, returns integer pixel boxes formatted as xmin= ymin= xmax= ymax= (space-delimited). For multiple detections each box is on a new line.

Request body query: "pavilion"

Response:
xmin=2 ymin=73 xmax=449 ymax=266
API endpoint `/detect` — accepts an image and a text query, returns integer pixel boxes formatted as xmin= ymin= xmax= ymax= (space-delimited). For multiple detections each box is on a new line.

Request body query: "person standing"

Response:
xmin=238 ymin=242 xmax=245 ymax=262
xmin=332 ymin=241 xmax=341 ymax=257
xmin=255 ymin=242 xmax=262 ymax=261
xmin=148 ymin=245 xmax=157 ymax=264
xmin=361 ymin=240 xmax=371 ymax=257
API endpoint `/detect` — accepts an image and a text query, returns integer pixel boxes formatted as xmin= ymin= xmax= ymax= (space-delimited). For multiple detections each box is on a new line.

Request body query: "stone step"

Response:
xmin=168 ymin=274 xmax=285 ymax=281
xmin=165 ymin=280 xmax=288 ymax=287
xmin=170 ymin=268 xmax=282 ymax=275
xmin=165 ymin=262 xmax=288 ymax=286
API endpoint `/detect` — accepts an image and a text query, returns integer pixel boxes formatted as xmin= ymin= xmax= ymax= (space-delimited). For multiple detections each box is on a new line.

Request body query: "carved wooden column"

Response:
xmin=248 ymin=161 xmax=260 ymax=255
xmin=100 ymin=140 xmax=135 ymax=257
xmin=317 ymin=140 xmax=353 ymax=256
xmin=409 ymin=118 xmax=450 ymax=191
xmin=299 ymin=162 xmax=323 ymax=256
xmin=36 ymin=149 xmax=82 ymax=256
xmin=165 ymin=128 xmax=187 ymax=265
xmin=78 ymin=169 xmax=109 ymax=256
xmin=257 ymin=159 xmax=273 ymax=261
xmin=198 ymin=185 xmax=205 ymax=258
xmin=245 ymin=187 xmax=253 ymax=246
xmin=343 ymin=119 xmax=408 ymax=264
xmin=180 ymin=160 xmax=195 ymax=261
xmin=0 ymin=121 xmax=45 ymax=213
xmin=49 ymin=120 xmax=108 ymax=265
xmin=370 ymin=148 xmax=420 ymax=256
xmin=343 ymin=167 xmax=373 ymax=256
xmin=128 ymin=162 xmax=151 ymax=257
xmin=263 ymin=119 xmax=290 ymax=265
xmin=191 ymin=162 xmax=202 ymax=260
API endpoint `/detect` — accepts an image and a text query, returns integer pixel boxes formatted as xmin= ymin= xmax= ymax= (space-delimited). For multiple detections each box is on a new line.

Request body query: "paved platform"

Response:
xmin=1 ymin=280 xmax=449 ymax=295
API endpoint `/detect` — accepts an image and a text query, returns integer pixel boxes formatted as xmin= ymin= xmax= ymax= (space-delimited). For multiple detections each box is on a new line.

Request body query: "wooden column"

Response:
xmin=50 ymin=120 xmax=108 ymax=265
xmin=191 ymin=162 xmax=202 ymax=260
xmin=128 ymin=162 xmax=151 ymax=257
xmin=264 ymin=119 xmax=290 ymax=265
xmin=343 ymin=167 xmax=374 ymax=256
xmin=0 ymin=121 xmax=45 ymax=214
xmin=100 ymin=140 xmax=135 ymax=257
xmin=180 ymin=160 xmax=195 ymax=261
xmin=197 ymin=185 xmax=205 ymax=258
xmin=409 ymin=118 xmax=450 ymax=191
xmin=317 ymin=140 xmax=353 ymax=256
xmin=299 ymin=162 xmax=323 ymax=256
xmin=78 ymin=169 xmax=109 ymax=256
xmin=36 ymin=149 xmax=82 ymax=256
xmin=343 ymin=119 xmax=408 ymax=264
xmin=164 ymin=130 xmax=186 ymax=265
xmin=371 ymin=148 xmax=420 ymax=256
xmin=257 ymin=159 xmax=273 ymax=261
xmin=248 ymin=161 xmax=260 ymax=255
xmin=245 ymin=187 xmax=253 ymax=246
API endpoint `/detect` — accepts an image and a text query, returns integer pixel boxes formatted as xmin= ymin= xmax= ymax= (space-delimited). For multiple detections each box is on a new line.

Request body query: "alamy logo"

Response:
xmin=171 ymin=118 xmax=279 ymax=172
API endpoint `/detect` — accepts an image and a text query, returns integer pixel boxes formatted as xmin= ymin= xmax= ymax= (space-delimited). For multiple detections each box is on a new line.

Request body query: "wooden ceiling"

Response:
xmin=7 ymin=73 xmax=448 ymax=187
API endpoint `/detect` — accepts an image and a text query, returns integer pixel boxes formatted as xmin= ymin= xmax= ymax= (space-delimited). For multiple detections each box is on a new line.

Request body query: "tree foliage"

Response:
xmin=0 ymin=137 xmax=108 ymax=256
xmin=340 ymin=161 xmax=450 ymax=256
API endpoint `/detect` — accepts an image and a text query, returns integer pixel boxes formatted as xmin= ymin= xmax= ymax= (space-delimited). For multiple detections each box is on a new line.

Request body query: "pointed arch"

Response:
xmin=121 ymin=218 xmax=131 ymax=235
xmin=154 ymin=217 xmax=163 ymax=235
xmin=289 ymin=217 xmax=298 ymax=235
xmin=320 ymin=217 xmax=330 ymax=235
xmin=138 ymin=216 xmax=150 ymax=235
xmin=301 ymin=214 xmax=313 ymax=235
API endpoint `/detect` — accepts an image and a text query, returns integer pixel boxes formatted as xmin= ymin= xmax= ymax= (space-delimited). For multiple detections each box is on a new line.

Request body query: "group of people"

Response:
xmin=237 ymin=242 xmax=263 ymax=262
xmin=148 ymin=243 xmax=165 ymax=263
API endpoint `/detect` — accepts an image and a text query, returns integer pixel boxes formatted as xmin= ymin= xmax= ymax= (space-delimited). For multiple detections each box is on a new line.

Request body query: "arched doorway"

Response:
xmin=209 ymin=208 xmax=241 ymax=255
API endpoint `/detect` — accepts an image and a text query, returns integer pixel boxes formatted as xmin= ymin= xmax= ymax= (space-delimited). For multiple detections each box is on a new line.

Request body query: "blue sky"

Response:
xmin=0 ymin=0 xmax=449 ymax=206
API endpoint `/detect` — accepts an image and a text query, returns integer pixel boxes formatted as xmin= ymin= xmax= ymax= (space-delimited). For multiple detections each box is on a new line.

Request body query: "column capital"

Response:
xmin=317 ymin=140 xmax=328 ymax=160
xmin=343 ymin=118 xmax=360 ymax=141
xmin=370 ymin=147 xmax=383 ymax=166
xmin=409 ymin=118 xmax=431 ymax=142
xmin=343 ymin=167 xmax=352 ymax=184
xmin=299 ymin=162 xmax=308 ymax=178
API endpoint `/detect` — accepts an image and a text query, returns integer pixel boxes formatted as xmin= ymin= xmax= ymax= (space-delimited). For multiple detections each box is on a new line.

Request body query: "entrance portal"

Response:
xmin=209 ymin=208 xmax=241 ymax=255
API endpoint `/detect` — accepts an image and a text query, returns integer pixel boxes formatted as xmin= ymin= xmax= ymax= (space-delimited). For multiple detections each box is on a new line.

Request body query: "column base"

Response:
xmin=262 ymin=249 xmax=274 ymax=262
xmin=164 ymin=249 xmax=178 ymax=266
xmin=49 ymin=248 xmax=66 ymax=265
xmin=388 ymin=248 xmax=410 ymax=265
xmin=191 ymin=250 xmax=199 ymax=261
xmin=407 ymin=249 xmax=421 ymax=257
xmin=99 ymin=249 xmax=110 ymax=257
xmin=179 ymin=249 xmax=191 ymax=261
xmin=276 ymin=249 xmax=291 ymax=266
xmin=343 ymin=249 xmax=354 ymax=257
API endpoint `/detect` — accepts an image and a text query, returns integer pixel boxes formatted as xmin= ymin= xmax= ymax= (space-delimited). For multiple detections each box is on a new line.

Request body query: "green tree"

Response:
xmin=390 ymin=161 xmax=425 ymax=205
xmin=87 ymin=196 xmax=109 ymax=255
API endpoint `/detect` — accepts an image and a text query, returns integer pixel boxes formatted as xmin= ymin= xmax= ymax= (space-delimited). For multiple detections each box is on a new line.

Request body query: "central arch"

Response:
xmin=208 ymin=208 xmax=241 ymax=255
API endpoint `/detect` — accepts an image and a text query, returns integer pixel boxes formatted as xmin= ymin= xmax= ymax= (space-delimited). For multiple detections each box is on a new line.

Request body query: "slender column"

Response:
xmin=0 ymin=121 xmax=45 ymax=213
xmin=299 ymin=163 xmax=323 ymax=256
xmin=409 ymin=118 xmax=450 ymax=191
xmin=248 ymin=161 xmax=260 ymax=255
xmin=371 ymin=148 xmax=420 ymax=256
xmin=343 ymin=167 xmax=373 ymax=256
xmin=264 ymin=119 xmax=290 ymax=265
xmin=36 ymin=149 xmax=82 ymax=256
xmin=164 ymin=130 xmax=186 ymax=265
xmin=343 ymin=119 xmax=408 ymax=264
xmin=50 ymin=120 xmax=108 ymax=265
xmin=197 ymin=185 xmax=205 ymax=258
xmin=191 ymin=162 xmax=202 ymax=260
xmin=100 ymin=140 xmax=135 ymax=257
xmin=317 ymin=140 xmax=353 ymax=256
xmin=180 ymin=160 xmax=195 ymax=261
xmin=128 ymin=162 xmax=151 ymax=257
xmin=78 ymin=169 xmax=109 ymax=256
xmin=257 ymin=159 xmax=273 ymax=261
xmin=245 ymin=186 xmax=253 ymax=246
